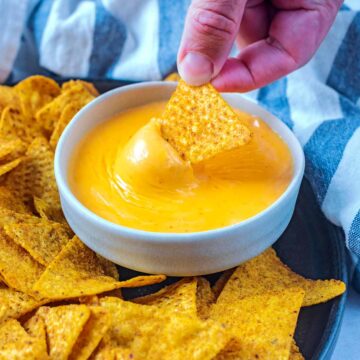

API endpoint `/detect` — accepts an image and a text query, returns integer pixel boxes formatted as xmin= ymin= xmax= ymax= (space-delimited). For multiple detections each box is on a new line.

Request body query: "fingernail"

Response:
xmin=178 ymin=52 xmax=213 ymax=86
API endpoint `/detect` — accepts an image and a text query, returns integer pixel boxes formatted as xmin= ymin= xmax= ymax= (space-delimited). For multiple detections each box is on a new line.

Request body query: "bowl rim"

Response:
xmin=55 ymin=81 xmax=305 ymax=241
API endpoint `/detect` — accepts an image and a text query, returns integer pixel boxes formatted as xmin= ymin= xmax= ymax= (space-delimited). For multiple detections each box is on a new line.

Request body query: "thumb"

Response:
xmin=178 ymin=0 xmax=246 ymax=85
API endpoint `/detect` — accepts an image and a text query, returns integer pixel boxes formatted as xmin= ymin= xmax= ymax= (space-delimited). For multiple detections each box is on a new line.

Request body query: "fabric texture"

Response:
xmin=0 ymin=0 xmax=359 ymax=288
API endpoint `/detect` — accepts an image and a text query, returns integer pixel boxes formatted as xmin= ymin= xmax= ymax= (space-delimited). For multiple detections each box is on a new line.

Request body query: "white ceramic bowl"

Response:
xmin=55 ymin=82 xmax=305 ymax=276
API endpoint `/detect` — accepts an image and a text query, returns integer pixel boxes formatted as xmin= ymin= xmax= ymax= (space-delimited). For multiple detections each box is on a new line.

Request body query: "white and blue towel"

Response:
xmin=1 ymin=0 xmax=360 ymax=288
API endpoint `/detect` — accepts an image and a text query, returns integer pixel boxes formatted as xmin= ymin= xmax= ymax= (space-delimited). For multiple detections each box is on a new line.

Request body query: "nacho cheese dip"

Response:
xmin=69 ymin=102 xmax=293 ymax=233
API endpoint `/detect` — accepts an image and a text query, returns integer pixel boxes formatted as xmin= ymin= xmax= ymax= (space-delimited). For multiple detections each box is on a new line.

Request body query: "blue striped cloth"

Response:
xmin=1 ymin=0 xmax=360 ymax=288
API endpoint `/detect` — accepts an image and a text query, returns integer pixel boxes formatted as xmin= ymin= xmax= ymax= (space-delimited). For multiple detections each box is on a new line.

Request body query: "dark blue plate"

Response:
xmin=74 ymin=80 xmax=348 ymax=360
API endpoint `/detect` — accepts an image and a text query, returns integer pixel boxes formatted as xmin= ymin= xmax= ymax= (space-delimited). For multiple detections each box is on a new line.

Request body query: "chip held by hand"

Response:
xmin=160 ymin=80 xmax=251 ymax=163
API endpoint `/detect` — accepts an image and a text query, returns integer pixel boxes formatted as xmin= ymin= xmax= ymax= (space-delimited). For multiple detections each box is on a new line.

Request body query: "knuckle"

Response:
xmin=191 ymin=7 xmax=238 ymax=40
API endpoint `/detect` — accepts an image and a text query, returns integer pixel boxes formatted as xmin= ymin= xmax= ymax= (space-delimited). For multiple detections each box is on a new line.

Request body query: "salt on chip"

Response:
xmin=39 ymin=305 xmax=90 ymax=360
xmin=33 ymin=236 xmax=166 ymax=300
xmin=196 ymin=277 xmax=215 ymax=320
xmin=0 ymin=107 xmax=44 ymax=145
xmin=160 ymin=80 xmax=251 ymax=163
xmin=289 ymin=340 xmax=305 ymax=360
xmin=216 ymin=248 xmax=346 ymax=307
xmin=4 ymin=220 xmax=70 ymax=266
xmin=36 ymin=81 xmax=95 ymax=133
xmin=14 ymin=75 xmax=60 ymax=118
xmin=5 ymin=137 xmax=61 ymax=215
xmin=0 ymin=157 xmax=22 ymax=177
xmin=69 ymin=306 xmax=111 ymax=360
xmin=133 ymin=278 xmax=197 ymax=316
xmin=99 ymin=297 xmax=229 ymax=359
xmin=212 ymin=287 xmax=305 ymax=360
xmin=0 ymin=319 xmax=47 ymax=359
xmin=0 ymin=229 xmax=44 ymax=295
xmin=0 ymin=285 xmax=48 ymax=325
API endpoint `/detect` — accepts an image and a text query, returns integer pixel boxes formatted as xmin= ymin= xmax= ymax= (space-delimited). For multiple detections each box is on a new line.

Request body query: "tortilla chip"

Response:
xmin=0 ymin=229 xmax=44 ymax=294
xmin=196 ymin=277 xmax=215 ymax=320
xmin=0 ymin=85 xmax=19 ymax=113
xmin=0 ymin=157 xmax=23 ymax=176
xmin=33 ymin=236 xmax=165 ymax=300
xmin=0 ymin=319 xmax=47 ymax=359
xmin=0 ymin=186 xmax=29 ymax=213
xmin=0 ymin=137 xmax=25 ymax=162
xmin=62 ymin=80 xmax=99 ymax=97
xmin=39 ymin=305 xmax=90 ymax=360
xmin=212 ymin=288 xmax=305 ymax=360
xmin=5 ymin=137 xmax=60 ymax=213
xmin=0 ymin=107 xmax=44 ymax=145
xmin=24 ymin=314 xmax=48 ymax=359
xmin=133 ymin=278 xmax=197 ymax=316
xmin=96 ymin=255 xmax=119 ymax=280
xmin=212 ymin=269 xmax=234 ymax=300
xmin=160 ymin=80 xmax=251 ymax=163
xmin=36 ymin=81 xmax=95 ymax=133
xmin=49 ymin=102 xmax=84 ymax=149
xmin=289 ymin=340 xmax=304 ymax=360
xmin=4 ymin=220 xmax=70 ymax=266
xmin=69 ymin=307 xmax=111 ymax=360
xmin=0 ymin=285 xmax=48 ymax=325
xmin=216 ymin=248 xmax=346 ymax=307
xmin=33 ymin=195 xmax=67 ymax=225
xmin=164 ymin=72 xmax=180 ymax=82
xmin=15 ymin=75 xmax=60 ymax=119
xmin=99 ymin=297 xmax=229 ymax=359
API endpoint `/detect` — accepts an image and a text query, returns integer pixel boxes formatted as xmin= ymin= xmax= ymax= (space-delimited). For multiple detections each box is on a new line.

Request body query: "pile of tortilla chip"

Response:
xmin=0 ymin=75 xmax=346 ymax=360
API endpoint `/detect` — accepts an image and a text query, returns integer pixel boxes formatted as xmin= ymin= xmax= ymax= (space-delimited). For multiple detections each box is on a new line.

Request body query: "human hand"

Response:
xmin=177 ymin=0 xmax=342 ymax=92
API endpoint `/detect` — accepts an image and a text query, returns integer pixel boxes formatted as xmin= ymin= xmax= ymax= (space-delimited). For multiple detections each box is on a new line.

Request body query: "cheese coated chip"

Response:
xmin=33 ymin=236 xmax=165 ymax=300
xmin=0 ymin=229 xmax=44 ymax=295
xmin=133 ymin=278 xmax=197 ymax=316
xmin=39 ymin=305 xmax=90 ymax=360
xmin=15 ymin=75 xmax=60 ymax=119
xmin=70 ymin=307 xmax=111 ymax=360
xmin=4 ymin=220 xmax=70 ymax=266
xmin=160 ymin=80 xmax=251 ymax=163
xmin=0 ymin=285 xmax=48 ymax=325
xmin=212 ymin=288 xmax=304 ymax=360
xmin=216 ymin=248 xmax=346 ymax=307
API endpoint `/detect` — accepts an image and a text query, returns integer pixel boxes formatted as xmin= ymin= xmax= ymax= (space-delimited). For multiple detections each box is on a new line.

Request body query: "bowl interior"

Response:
xmin=55 ymin=81 xmax=305 ymax=236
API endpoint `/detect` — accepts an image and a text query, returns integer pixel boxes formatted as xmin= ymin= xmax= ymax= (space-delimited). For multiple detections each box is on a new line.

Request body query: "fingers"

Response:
xmin=211 ymin=39 xmax=298 ymax=92
xmin=177 ymin=0 xmax=247 ymax=85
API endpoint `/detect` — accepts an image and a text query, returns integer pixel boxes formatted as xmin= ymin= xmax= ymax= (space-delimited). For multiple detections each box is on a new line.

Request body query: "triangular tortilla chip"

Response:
xmin=0 ymin=229 xmax=44 ymax=295
xmin=5 ymin=137 xmax=61 ymax=215
xmin=196 ymin=277 xmax=215 ymax=320
xmin=24 ymin=314 xmax=49 ymax=359
xmin=217 ymin=248 xmax=346 ymax=307
xmin=99 ymin=297 xmax=229 ymax=359
xmin=132 ymin=278 xmax=197 ymax=316
xmin=4 ymin=220 xmax=70 ymax=266
xmin=160 ymin=80 xmax=251 ymax=163
xmin=0 ymin=285 xmax=48 ymax=325
xmin=212 ymin=288 xmax=304 ymax=360
xmin=36 ymin=81 xmax=95 ymax=133
xmin=0 ymin=157 xmax=22 ymax=177
xmin=39 ymin=305 xmax=90 ymax=360
xmin=0 ymin=319 xmax=47 ymax=359
xmin=15 ymin=75 xmax=60 ymax=119
xmin=69 ymin=307 xmax=111 ymax=360
xmin=0 ymin=136 xmax=25 ymax=162
xmin=0 ymin=186 xmax=30 ymax=214
xmin=0 ymin=107 xmax=44 ymax=145
xmin=33 ymin=236 xmax=165 ymax=300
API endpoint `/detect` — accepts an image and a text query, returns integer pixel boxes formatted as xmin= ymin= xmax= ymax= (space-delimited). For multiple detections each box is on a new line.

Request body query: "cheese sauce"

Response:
xmin=69 ymin=102 xmax=293 ymax=233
